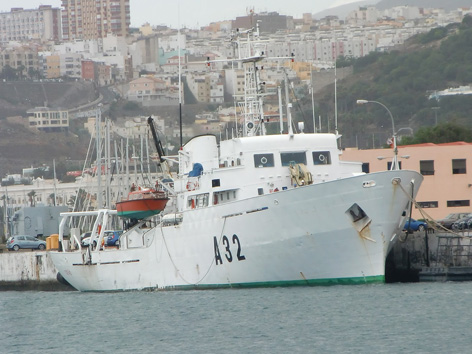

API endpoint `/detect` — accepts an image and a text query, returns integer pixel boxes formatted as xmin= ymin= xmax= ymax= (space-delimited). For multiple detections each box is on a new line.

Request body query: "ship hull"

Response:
xmin=50 ymin=170 xmax=422 ymax=291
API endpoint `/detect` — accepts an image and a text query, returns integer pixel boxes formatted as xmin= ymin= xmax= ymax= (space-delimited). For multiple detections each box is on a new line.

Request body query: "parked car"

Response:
xmin=81 ymin=230 xmax=122 ymax=247
xmin=437 ymin=213 xmax=472 ymax=229
xmin=6 ymin=235 xmax=46 ymax=251
xmin=80 ymin=231 xmax=92 ymax=247
xmin=105 ymin=230 xmax=123 ymax=246
xmin=81 ymin=235 xmax=98 ymax=248
xmin=452 ymin=216 xmax=472 ymax=230
xmin=403 ymin=218 xmax=427 ymax=232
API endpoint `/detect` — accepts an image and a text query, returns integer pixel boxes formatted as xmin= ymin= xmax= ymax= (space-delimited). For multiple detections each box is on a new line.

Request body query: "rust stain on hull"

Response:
xmin=358 ymin=221 xmax=375 ymax=242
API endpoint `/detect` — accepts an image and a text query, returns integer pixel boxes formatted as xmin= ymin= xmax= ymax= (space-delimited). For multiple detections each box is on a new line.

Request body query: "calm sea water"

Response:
xmin=1 ymin=282 xmax=471 ymax=354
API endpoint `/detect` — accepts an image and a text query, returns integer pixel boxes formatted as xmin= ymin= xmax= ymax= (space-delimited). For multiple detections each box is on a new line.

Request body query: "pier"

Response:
xmin=0 ymin=248 xmax=72 ymax=291
xmin=387 ymin=229 xmax=472 ymax=282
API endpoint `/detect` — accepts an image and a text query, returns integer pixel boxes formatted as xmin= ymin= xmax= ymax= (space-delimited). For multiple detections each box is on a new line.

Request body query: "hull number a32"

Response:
xmin=214 ymin=235 xmax=246 ymax=265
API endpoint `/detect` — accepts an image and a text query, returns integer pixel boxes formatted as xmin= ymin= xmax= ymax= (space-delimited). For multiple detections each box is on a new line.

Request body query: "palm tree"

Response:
xmin=27 ymin=190 xmax=36 ymax=207
xmin=49 ymin=193 xmax=56 ymax=206
xmin=16 ymin=65 xmax=26 ymax=80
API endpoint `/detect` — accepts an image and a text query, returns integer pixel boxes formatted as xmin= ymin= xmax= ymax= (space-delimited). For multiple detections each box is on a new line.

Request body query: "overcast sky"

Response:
xmin=0 ymin=0 xmax=360 ymax=29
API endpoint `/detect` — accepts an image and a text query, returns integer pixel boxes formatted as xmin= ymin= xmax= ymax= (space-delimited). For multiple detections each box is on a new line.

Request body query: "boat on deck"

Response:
xmin=49 ymin=24 xmax=423 ymax=292
xmin=116 ymin=187 xmax=168 ymax=220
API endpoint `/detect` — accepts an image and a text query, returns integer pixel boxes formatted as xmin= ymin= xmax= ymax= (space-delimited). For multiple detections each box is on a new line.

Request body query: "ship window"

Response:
xmin=312 ymin=151 xmax=331 ymax=165
xmin=362 ymin=163 xmax=370 ymax=173
xmin=188 ymin=193 xmax=209 ymax=209
xmin=280 ymin=152 xmax=306 ymax=166
xmin=212 ymin=179 xmax=220 ymax=187
xmin=213 ymin=190 xmax=237 ymax=205
xmin=254 ymin=153 xmax=274 ymax=168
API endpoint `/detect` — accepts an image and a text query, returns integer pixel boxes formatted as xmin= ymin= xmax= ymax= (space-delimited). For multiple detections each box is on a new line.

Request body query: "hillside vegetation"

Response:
xmin=0 ymin=81 xmax=97 ymax=118
xmin=0 ymin=81 xmax=98 ymax=177
xmin=307 ymin=16 xmax=472 ymax=148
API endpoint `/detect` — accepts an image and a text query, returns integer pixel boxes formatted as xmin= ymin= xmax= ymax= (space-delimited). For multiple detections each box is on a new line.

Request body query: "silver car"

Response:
xmin=6 ymin=235 xmax=46 ymax=251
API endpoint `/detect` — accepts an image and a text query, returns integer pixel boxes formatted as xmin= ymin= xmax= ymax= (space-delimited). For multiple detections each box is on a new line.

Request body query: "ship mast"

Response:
xmin=235 ymin=23 xmax=266 ymax=137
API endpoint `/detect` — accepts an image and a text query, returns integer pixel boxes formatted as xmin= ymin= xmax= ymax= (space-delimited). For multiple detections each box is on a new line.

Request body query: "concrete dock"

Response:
xmin=388 ymin=229 xmax=472 ymax=282
xmin=0 ymin=249 xmax=73 ymax=291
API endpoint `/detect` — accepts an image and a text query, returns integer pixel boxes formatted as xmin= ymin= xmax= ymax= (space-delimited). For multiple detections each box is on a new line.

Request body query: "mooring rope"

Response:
xmin=397 ymin=181 xmax=464 ymax=238
xmin=159 ymin=215 xmax=228 ymax=286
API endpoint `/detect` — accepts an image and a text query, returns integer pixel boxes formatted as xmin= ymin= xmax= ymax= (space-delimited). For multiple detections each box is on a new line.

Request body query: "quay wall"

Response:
xmin=0 ymin=251 xmax=72 ymax=290
xmin=387 ymin=229 xmax=472 ymax=281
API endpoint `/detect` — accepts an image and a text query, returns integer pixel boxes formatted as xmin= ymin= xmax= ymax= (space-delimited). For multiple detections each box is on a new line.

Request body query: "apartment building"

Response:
xmin=0 ymin=46 xmax=40 ymax=76
xmin=81 ymin=59 xmax=112 ymax=85
xmin=127 ymin=76 xmax=168 ymax=101
xmin=341 ymin=142 xmax=472 ymax=220
xmin=210 ymin=80 xmax=224 ymax=104
xmin=0 ymin=6 xmax=61 ymax=44
xmin=61 ymin=0 xmax=130 ymax=41
xmin=45 ymin=55 xmax=61 ymax=78
xmin=224 ymin=68 xmax=245 ymax=102
xmin=232 ymin=11 xmax=294 ymax=33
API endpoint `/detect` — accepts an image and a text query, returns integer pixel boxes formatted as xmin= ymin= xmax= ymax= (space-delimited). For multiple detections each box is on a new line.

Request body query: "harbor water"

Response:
xmin=1 ymin=282 xmax=471 ymax=353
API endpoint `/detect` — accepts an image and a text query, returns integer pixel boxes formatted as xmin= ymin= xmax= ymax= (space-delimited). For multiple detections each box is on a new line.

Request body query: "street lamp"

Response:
xmin=356 ymin=99 xmax=399 ymax=170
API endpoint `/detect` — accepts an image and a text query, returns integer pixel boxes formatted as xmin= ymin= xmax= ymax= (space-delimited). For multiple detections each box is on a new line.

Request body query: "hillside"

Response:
xmin=3 ymin=16 xmax=472 ymax=175
xmin=305 ymin=16 xmax=472 ymax=149
xmin=313 ymin=1 xmax=379 ymax=19
xmin=0 ymin=81 xmax=98 ymax=177
xmin=376 ymin=0 xmax=472 ymax=11
xmin=314 ymin=0 xmax=472 ymax=19
xmin=0 ymin=82 xmax=217 ymax=177
xmin=0 ymin=118 xmax=89 ymax=177
xmin=0 ymin=81 xmax=97 ymax=118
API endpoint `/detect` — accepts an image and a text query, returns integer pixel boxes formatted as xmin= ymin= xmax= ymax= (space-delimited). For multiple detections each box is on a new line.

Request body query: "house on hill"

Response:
xmin=26 ymin=107 xmax=69 ymax=132
xmin=126 ymin=76 xmax=180 ymax=104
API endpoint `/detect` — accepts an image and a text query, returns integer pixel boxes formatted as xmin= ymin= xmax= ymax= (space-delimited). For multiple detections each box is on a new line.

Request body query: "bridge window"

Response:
xmin=254 ymin=153 xmax=274 ymax=168
xmin=280 ymin=152 xmax=306 ymax=166
xmin=312 ymin=151 xmax=331 ymax=165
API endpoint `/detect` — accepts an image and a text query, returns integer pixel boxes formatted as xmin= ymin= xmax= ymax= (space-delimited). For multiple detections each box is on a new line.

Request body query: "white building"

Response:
xmin=159 ymin=33 xmax=186 ymax=52
xmin=0 ymin=5 xmax=62 ymax=44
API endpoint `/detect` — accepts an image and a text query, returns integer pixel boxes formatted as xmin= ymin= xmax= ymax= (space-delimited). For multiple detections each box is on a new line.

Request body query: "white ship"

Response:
xmin=50 ymin=25 xmax=423 ymax=291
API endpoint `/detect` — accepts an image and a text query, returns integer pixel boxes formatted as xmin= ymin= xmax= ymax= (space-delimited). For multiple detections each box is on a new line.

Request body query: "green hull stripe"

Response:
xmin=171 ymin=275 xmax=385 ymax=290
xmin=117 ymin=210 xmax=160 ymax=219
xmin=87 ymin=275 xmax=381 ymax=292
xmin=81 ymin=275 xmax=385 ymax=292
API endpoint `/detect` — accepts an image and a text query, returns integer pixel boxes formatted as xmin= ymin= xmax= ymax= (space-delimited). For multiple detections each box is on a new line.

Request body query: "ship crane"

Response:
xmin=147 ymin=117 xmax=174 ymax=195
